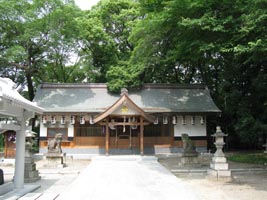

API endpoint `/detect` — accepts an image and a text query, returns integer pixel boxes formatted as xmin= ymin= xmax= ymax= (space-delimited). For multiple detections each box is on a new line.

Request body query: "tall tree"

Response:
xmin=1 ymin=0 xmax=266 ymax=148
xmin=0 ymin=0 xmax=82 ymax=100
xmin=130 ymin=0 xmax=267 ymax=147
xmin=77 ymin=0 xmax=141 ymax=91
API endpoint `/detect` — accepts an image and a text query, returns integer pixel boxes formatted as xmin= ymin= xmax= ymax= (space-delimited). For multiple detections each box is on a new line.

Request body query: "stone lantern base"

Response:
xmin=207 ymin=154 xmax=232 ymax=180
xmin=24 ymin=157 xmax=41 ymax=183
xmin=44 ymin=153 xmax=66 ymax=168
xmin=207 ymin=169 xmax=231 ymax=180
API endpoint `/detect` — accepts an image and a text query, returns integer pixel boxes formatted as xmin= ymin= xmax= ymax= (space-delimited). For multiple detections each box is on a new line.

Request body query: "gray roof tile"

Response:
xmin=33 ymin=83 xmax=221 ymax=113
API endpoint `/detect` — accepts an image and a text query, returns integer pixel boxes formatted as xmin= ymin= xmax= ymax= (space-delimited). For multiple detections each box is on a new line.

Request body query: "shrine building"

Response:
xmin=33 ymin=83 xmax=221 ymax=155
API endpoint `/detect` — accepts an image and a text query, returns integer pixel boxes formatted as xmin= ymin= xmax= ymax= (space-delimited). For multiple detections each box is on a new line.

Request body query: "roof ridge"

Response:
xmin=40 ymin=83 xmax=107 ymax=88
xmin=39 ymin=82 xmax=207 ymax=89
xmin=142 ymin=83 xmax=207 ymax=89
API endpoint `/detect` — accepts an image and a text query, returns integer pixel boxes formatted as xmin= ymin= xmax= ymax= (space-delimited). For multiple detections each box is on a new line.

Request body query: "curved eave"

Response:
xmin=1 ymin=95 xmax=44 ymax=114
xmin=0 ymin=78 xmax=44 ymax=114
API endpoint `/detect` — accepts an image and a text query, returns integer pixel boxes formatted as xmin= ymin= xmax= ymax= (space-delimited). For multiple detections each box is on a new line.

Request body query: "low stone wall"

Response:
xmin=0 ymin=182 xmax=13 ymax=196
xmin=39 ymin=146 xmax=207 ymax=156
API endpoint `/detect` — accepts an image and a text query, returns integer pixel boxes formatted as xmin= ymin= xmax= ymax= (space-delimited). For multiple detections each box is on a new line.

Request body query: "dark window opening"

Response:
xmin=110 ymin=126 xmax=139 ymax=137
xmin=47 ymin=128 xmax=68 ymax=140
xmin=144 ymin=124 xmax=172 ymax=137
xmin=76 ymin=124 xmax=103 ymax=137
xmin=144 ymin=124 xmax=161 ymax=137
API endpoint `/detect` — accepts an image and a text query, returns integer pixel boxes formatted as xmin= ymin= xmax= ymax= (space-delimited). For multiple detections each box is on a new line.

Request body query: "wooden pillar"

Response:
xmin=105 ymin=121 xmax=110 ymax=156
xmin=140 ymin=117 xmax=144 ymax=155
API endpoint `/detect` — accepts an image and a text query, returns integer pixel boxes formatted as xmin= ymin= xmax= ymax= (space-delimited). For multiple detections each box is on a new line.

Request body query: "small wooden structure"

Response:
xmin=0 ymin=78 xmax=43 ymax=192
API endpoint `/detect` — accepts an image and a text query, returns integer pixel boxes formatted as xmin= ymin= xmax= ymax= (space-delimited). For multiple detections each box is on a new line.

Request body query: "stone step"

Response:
xmin=18 ymin=192 xmax=42 ymax=200
xmin=92 ymin=155 xmax=158 ymax=162
xmin=36 ymin=193 xmax=59 ymax=200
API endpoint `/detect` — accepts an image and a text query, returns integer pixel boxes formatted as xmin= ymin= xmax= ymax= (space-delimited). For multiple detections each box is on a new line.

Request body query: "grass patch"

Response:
xmin=228 ymin=153 xmax=267 ymax=164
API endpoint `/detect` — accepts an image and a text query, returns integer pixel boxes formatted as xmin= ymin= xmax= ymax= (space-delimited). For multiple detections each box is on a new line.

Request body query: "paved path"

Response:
xmin=56 ymin=156 xmax=199 ymax=200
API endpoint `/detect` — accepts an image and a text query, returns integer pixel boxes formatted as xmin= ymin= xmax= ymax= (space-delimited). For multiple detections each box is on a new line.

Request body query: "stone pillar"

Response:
xmin=207 ymin=126 xmax=231 ymax=180
xmin=14 ymin=116 xmax=26 ymax=189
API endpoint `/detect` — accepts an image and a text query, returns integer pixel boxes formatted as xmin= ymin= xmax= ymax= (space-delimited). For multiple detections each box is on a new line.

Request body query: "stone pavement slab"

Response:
xmin=18 ymin=192 xmax=42 ymax=200
xmin=0 ymin=185 xmax=40 ymax=200
xmin=56 ymin=156 xmax=199 ymax=200
xmin=35 ymin=193 xmax=59 ymax=200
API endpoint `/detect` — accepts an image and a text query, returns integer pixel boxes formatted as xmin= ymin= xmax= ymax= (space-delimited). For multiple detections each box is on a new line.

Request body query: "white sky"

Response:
xmin=74 ymin=0 xmax=101 ymax=10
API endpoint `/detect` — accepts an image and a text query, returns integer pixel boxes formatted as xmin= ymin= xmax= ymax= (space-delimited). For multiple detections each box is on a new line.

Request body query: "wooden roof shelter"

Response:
xmin=0 ymin=78 xmax=43 ymax=192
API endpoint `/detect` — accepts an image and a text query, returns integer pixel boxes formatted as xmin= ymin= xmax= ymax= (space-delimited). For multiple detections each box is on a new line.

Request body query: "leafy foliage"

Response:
xmin=77 ymin=0 xmax=141 ymax=91
xmin=0 ymin=0 xmax=83 ymax=100
xmin=130 ymin=0 xmax=267 ymax=148
xmin=0 ymin=0 xmax=266 ymax=148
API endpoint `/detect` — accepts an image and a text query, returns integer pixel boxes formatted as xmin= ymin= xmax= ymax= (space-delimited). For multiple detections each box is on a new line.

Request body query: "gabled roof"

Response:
xmin=33 ymin=83 xmax=221 ymax=113
xmin=94 ymin=93 xmax=155 ymax=123
xmin=0 ymin=78 xmax=44 ymax=116
xmin=0 ymin=77 xmax=43 ymax=132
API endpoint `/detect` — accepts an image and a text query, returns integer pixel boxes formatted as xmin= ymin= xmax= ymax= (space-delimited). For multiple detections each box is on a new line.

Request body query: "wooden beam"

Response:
xmin=105 ymin=122 xmax=109 ymax=155
xmin=98 ymin=122 xmax=150 ymax=126
xmin=140 ymin=117 xmax=144 ymax=155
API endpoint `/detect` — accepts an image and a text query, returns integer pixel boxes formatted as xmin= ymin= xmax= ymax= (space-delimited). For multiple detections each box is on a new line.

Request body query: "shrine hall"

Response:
xmin=33 ymin=83 xmax=221 ymax=155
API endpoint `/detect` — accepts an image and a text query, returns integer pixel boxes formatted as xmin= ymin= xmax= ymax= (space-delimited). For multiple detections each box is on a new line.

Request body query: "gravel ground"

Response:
xmin=0 ymin=158 xmax=91 ymax=195
xmin=1 ymin=154 xmax=267 ymax=200
xmin=158 ymin=155 xmax=267 ymax=200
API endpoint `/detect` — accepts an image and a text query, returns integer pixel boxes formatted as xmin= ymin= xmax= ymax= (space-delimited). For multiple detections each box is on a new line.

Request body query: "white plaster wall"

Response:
xmin=40 ymin=119 xmax=74 ymax=138
xmin=40 ymin=122 xmax=47 ymax=137
xmin=174 ymin=116 xmax=206 ymax=137
xmin=68 ymin=124 xmax=74 ymax=137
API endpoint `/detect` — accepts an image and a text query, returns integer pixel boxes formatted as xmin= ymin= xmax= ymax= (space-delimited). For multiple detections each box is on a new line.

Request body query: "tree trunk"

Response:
xmin=26 ymin=72 xmax=35 ymax=101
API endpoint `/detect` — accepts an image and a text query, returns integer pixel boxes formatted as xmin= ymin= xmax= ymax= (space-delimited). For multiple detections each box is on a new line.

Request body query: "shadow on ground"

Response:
xmin=158 ymin=154 xmax=267 ymax=195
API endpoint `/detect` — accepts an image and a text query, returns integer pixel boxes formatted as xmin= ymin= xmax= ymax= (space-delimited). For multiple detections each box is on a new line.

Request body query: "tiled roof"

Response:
xmin=0 ymin=78 xmax=44 ymax=115
xmin=33 ymin=83 xmax=221 ymax=113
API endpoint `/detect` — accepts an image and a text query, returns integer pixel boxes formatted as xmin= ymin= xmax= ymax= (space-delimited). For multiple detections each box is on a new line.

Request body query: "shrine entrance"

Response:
xmin=110 ymin=124 xmax=139 ymax=149
xmin=93 ymin=88 xmax=155 ymax=155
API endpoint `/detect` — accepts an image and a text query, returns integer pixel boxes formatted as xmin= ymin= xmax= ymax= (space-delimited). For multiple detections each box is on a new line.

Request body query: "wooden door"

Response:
xmin=117 ymin=126 xmax=130 ymax=148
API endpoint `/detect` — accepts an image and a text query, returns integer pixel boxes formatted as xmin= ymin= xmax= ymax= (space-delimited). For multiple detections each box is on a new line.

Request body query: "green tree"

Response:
xmin=128 ymin=0 xmax=267 ymax=147
xmin=0 ymin=0 xmax=83 ymax=100
xmin=1 ymin=0 xmax=266 ymax=148
xmin=77 ymin=0 xmax=141 ymax=91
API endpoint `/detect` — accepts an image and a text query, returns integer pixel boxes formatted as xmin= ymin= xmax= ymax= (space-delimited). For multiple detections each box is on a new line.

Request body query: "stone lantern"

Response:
xmin=208 ymin=126 xmax=231 ymax=179
xmin=24 ymin=130 xmax=40 ymax=183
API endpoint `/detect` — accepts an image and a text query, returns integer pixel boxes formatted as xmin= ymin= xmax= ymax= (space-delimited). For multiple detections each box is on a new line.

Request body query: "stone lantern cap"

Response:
xmin=25 ymin=130 xmax=37 ymax=138
xmin=212 ymin=126 xmax=228 ymax=137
